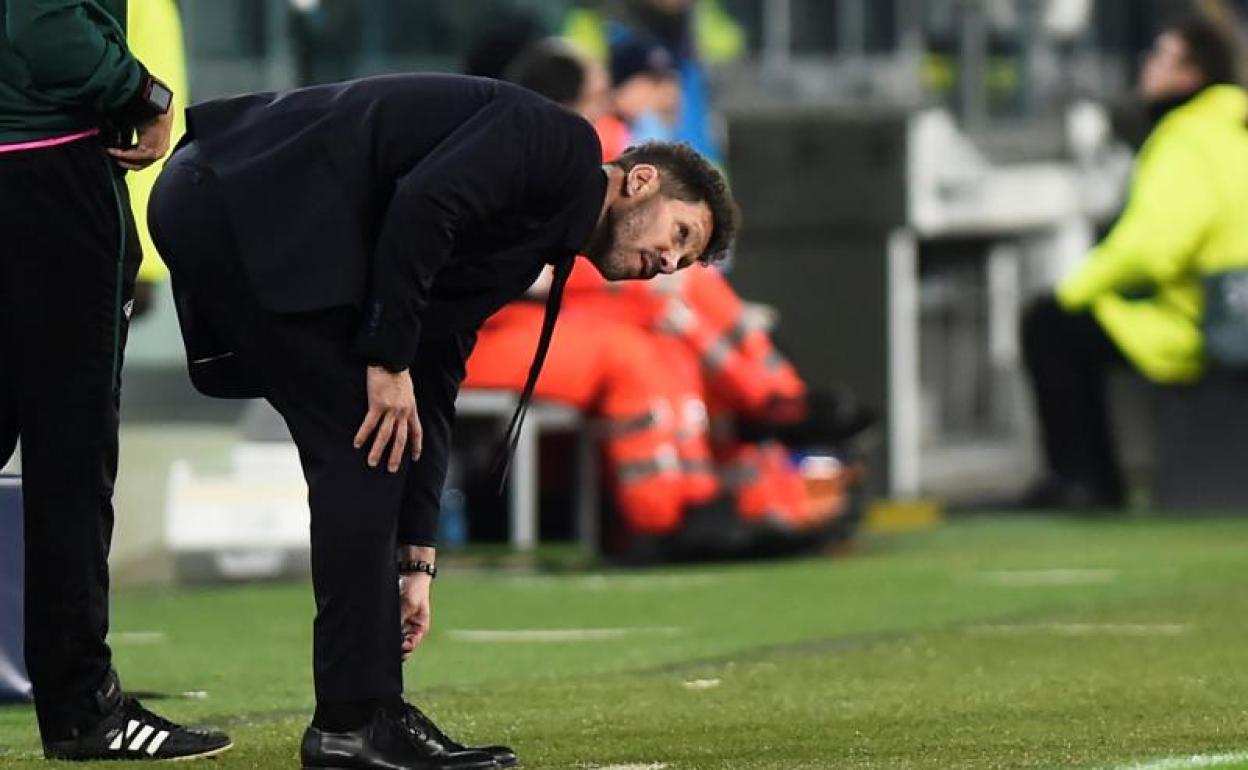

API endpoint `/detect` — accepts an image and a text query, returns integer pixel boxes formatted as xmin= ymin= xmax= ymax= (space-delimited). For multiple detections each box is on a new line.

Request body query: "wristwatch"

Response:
xmin=398 ymin=560 xmax=437 ymax=579
xmin=142 ymin=76 xmax=174 ymax=115
xmin=112 ymin=66 xmax=174 ymax=130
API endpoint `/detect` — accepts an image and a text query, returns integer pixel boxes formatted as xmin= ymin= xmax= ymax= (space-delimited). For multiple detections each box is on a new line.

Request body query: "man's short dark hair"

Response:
xmin=1169 ymin=15 xmax=1240 ymax=87
xmin=503 ymin=39 xmax=587 ymax=109
xmin=610 ymin=142 xmax=740 ymax=264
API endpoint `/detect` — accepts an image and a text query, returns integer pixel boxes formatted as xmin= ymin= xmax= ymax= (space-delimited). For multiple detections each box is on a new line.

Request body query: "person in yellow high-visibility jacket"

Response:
xmin=1019 ymin=15 xmax=1248 ymax=510
xmin=126 ymin=0 xmax=188 ymax=317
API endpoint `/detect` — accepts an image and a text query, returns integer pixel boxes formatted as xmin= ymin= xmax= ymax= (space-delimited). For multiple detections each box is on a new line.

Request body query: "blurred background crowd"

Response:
xmin=6 ymin=0 xmax=1248 ymax=580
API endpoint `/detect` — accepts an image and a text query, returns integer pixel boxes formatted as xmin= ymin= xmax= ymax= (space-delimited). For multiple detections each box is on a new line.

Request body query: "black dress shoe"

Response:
xmin=402 ymin=703 xmax=518 ymax=768
xmin=301 ymin=705 xmax=497 ymax=770
xmin=42 ymin=670 xmax=232 ymax=761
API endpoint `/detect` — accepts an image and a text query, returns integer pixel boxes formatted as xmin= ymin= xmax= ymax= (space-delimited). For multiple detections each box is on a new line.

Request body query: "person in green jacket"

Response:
xmin=1018 ymin=15 xmax=1248 ymax=510
xmin=0 ymin=0 xmax=231 ymax=761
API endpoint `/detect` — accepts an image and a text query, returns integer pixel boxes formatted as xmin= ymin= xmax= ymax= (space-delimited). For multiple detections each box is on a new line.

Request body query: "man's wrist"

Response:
xmin=398 ymin=545 xmax=436 ymax=562
xmin=369 ymin=361 xmax=408 ymax=374
xmin=398 ymin=545 xmax=436 ymax=578
xmin=398 ymin=560 xmax=437 ymax=579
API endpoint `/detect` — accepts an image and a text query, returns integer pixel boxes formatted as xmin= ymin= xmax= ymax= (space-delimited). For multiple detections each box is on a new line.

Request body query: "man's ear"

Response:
xmin=624 ymin=163 xmax=660 ymax=199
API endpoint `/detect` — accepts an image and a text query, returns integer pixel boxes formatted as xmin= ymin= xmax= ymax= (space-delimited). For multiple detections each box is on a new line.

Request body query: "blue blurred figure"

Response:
xmin=566 ymin=0 xmax=746 ymax=164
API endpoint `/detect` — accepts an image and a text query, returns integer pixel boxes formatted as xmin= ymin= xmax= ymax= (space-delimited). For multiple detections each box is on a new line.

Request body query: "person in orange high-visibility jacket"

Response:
xmin=557 ymin=258 xmax=814 ymax=524
xmin=466 ymin=299 xmax=717 ymax=536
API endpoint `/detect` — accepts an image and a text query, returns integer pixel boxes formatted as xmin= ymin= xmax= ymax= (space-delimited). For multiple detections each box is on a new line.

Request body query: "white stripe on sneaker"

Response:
xmin=126 ymin=720 xmax=140 ymax=739
xmin=145 ymin=730 xmax=170 ymax=756
xmin=129 ymin=725 xmax=155 ymax=751
xmin=109 ymin=731 xmax=124 ymax=751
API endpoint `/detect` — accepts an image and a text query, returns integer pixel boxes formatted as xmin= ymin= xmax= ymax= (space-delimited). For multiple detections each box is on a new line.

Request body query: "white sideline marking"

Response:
xmin=980 ymin=569 xmax=1118 ymax=587
xmin=970 ymin=623 xmax=1190 ymax=637
xmin=508 ymin=574 xmax=721 ymax=591
xmin=683 ymin=678 xmax=721 ymax=690
xmin=576 ymin=574 xmax=722 ymax=591
xmin=1113 ymin=751 xmax=1248 ymax=769
xmin=108 ymin=631 xmax=167 ymax=645
xmin=448 ymin=627 xmax=683 ymax=643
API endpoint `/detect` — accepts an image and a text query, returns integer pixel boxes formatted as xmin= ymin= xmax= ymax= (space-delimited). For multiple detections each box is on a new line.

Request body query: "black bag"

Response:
xmin=0 ymin=476 xmax=31 ymax=702
xmin=1202 ymin=268 xmax=1248 ymax=369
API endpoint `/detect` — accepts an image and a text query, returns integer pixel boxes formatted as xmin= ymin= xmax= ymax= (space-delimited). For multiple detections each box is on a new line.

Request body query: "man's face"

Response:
xmin=587 ymin=165 xmax=713 ymax=281
xmin=1140 ymin=31 xmax=1204 ymax=101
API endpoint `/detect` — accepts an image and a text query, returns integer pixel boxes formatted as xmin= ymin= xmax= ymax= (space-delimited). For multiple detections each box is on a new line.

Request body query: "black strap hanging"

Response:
xmin=494 ymin=257 xmax=575 ymax=491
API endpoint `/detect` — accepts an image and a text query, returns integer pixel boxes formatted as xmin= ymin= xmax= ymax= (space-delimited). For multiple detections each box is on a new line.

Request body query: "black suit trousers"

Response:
xmin=0 ymin=138 xmax=141 ymax=740
xmin=149 ymin=150 xmax=419 ymax=707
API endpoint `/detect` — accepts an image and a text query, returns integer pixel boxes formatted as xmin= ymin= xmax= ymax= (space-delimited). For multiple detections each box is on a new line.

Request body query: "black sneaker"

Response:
xmin=401 ymin=703 xmax=518 ymax=768
xmin=43 ymin=695 xmax=233 ymax=761
xmin=301 ymin=704 xmax=497 ymax=770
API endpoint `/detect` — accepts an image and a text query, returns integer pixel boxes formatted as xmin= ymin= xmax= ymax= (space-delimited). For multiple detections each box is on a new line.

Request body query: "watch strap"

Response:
xmin=398 ymin=559 xmax=437 ymax=579
xmin=112 ymin=64 xmax=172 ymax=128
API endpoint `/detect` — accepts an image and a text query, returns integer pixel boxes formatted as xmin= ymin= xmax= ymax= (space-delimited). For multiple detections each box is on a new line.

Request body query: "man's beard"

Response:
xmin=584 ymin=205 xmax=617 ymax=267
xmin=585 ymin=201 xmax=651 ymax=281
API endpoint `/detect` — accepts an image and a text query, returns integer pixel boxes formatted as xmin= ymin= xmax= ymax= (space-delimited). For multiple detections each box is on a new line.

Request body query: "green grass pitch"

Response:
xmin=2 ymin=514 xmax=1248 ymax=769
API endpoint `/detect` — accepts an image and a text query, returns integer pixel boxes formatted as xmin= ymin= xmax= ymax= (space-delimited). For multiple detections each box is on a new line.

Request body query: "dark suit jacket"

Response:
xmin=172 ymin=74 xmax=605 ymax=545
xmin=184 ymin=73 xmax=606 ymax=369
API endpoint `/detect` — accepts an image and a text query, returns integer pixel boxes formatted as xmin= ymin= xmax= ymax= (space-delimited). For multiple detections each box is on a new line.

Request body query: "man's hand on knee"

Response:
xmin=354 ymin=366 xmax=423 ymax=472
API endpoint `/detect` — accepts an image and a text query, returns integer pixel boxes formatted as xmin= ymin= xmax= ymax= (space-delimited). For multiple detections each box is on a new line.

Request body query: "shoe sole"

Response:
xmin=46 ymin=740 xmax=234 ymax=763
xmin=164 ymin=741 xmax=235 ymax=762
